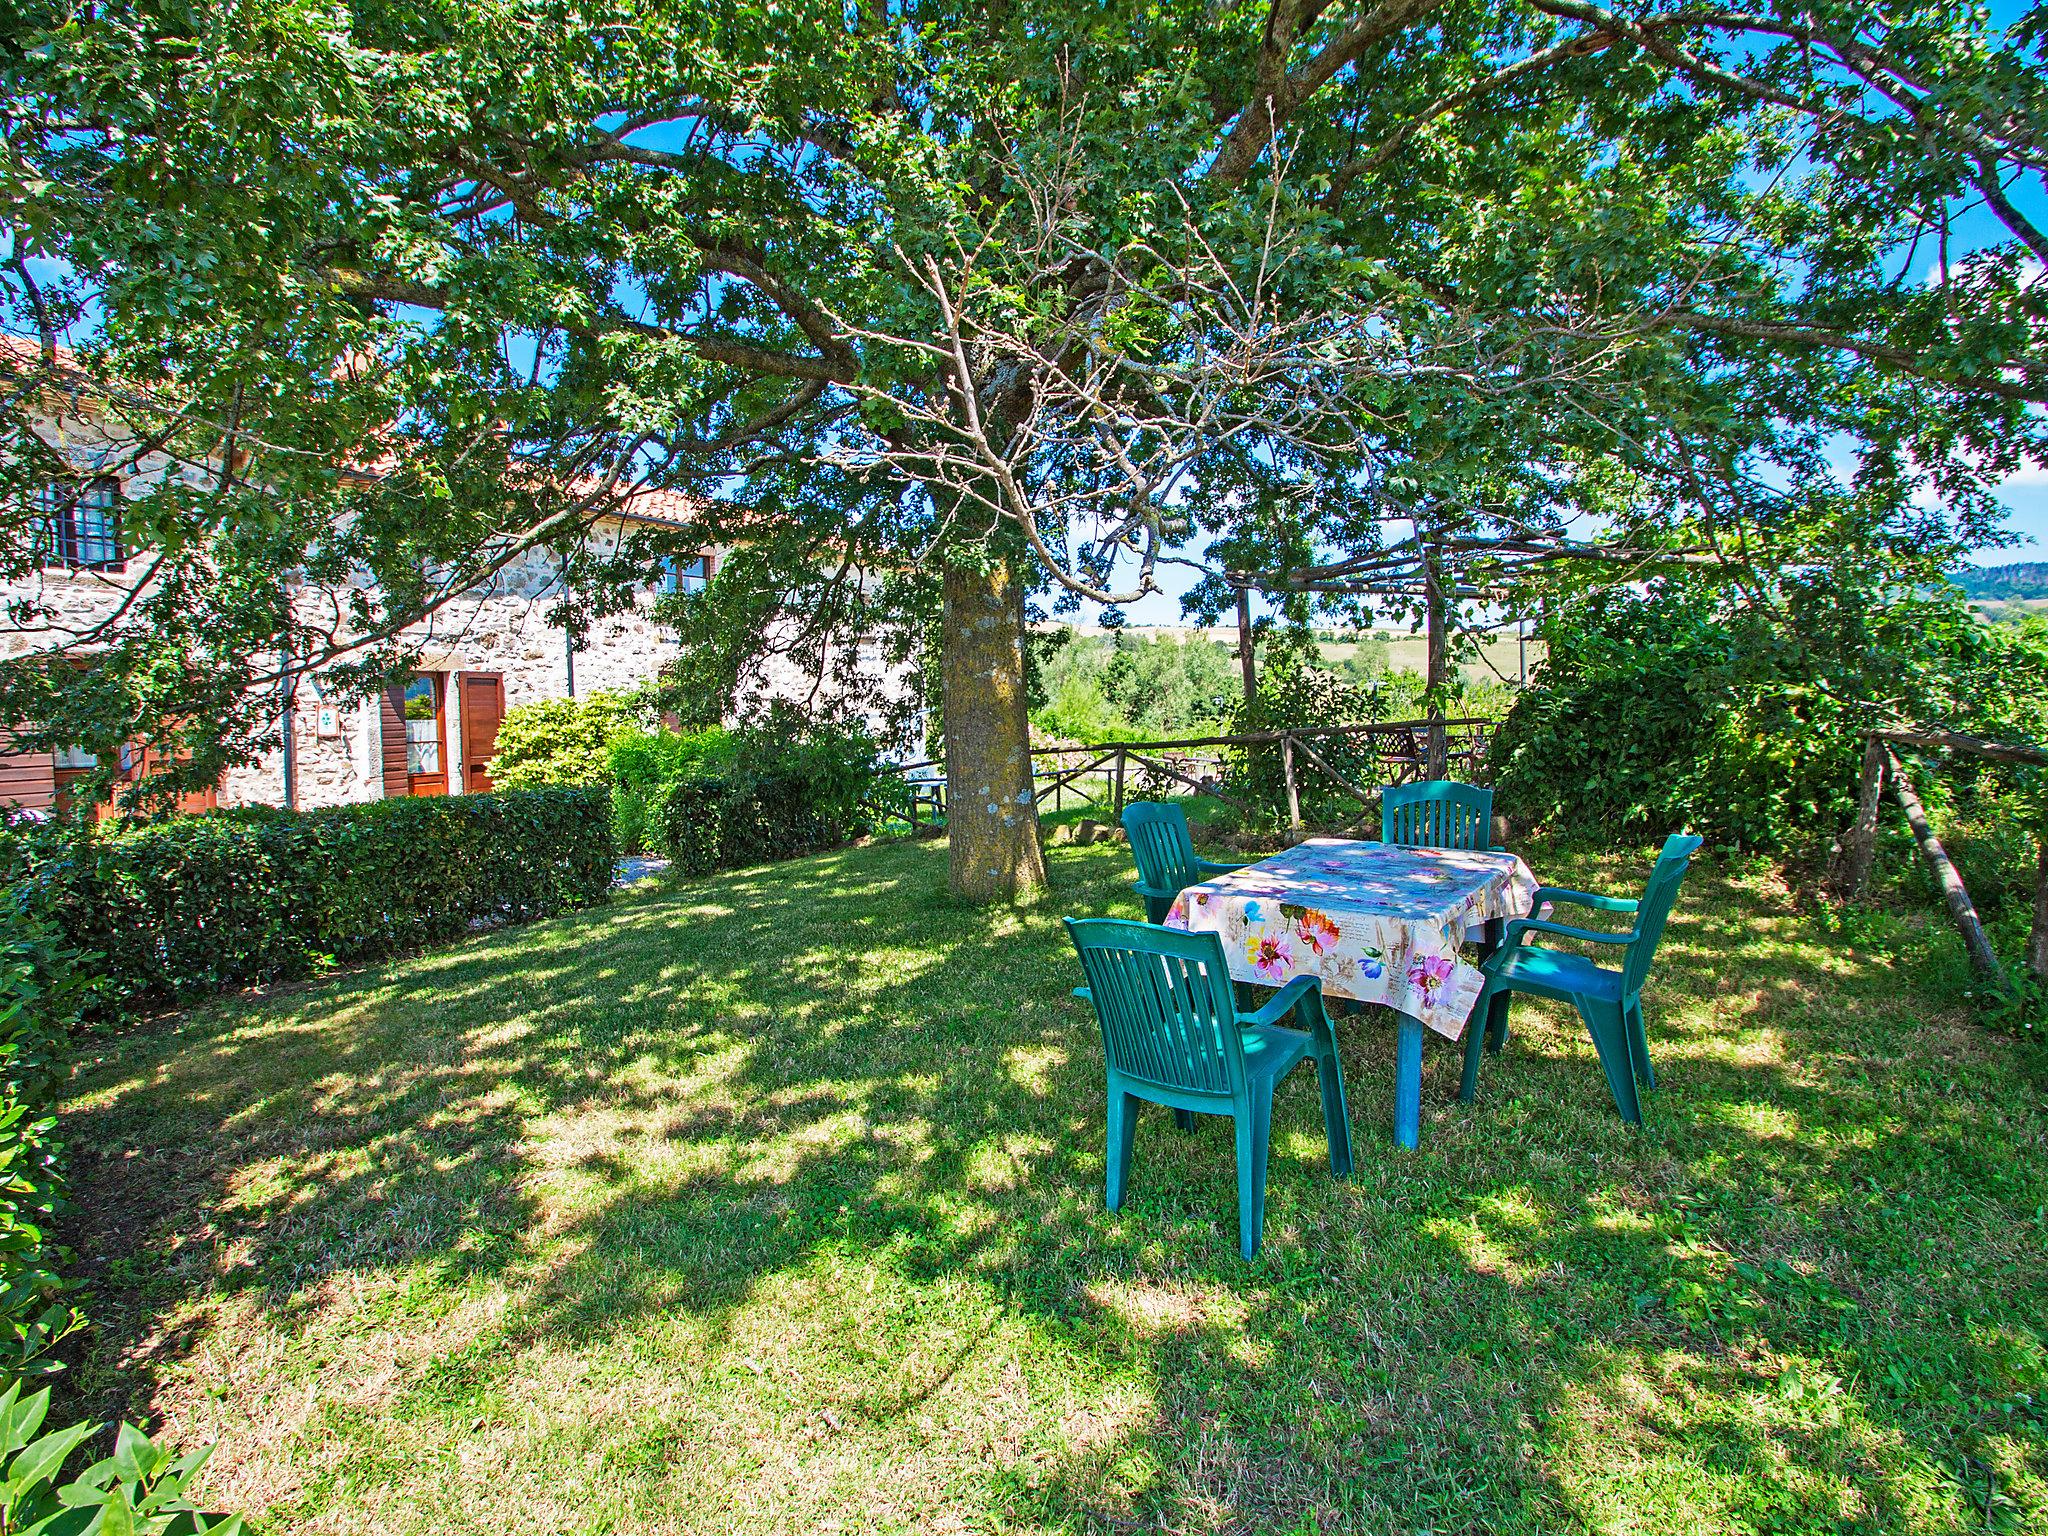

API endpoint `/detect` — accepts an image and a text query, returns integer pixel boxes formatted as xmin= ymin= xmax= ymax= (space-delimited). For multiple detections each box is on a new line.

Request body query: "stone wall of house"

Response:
xmin=220 ymin=544 xmax=683 ymax=809
xmin=5 ymin=494 xmax=917 ymax=811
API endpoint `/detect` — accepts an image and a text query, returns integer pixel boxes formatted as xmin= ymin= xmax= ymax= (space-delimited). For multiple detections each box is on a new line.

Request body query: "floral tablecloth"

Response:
xmin=1163 ymin=838 xmax=1540 ymax=1039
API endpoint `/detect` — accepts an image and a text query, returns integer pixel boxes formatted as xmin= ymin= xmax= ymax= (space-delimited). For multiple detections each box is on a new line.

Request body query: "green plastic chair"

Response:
xmin=1381 ymin=779 xmax=1495 ymax=850
xmin=1458 ymin=833 xmax=1703 ymax=1123
xmin=1122 ymin=801 xmax=1247 ymax=924
xmin=1064 ymin=917 xmax=1353 ymax=1258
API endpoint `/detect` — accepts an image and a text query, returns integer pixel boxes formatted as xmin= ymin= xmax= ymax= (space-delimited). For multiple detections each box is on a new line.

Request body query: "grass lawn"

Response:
xmin=57 ymin=830 xmax=2048 ymax=1534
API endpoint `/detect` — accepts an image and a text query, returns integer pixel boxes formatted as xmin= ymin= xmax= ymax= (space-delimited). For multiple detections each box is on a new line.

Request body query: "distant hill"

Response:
xmin=1951 ymin=562 xmax=2048 ymax=600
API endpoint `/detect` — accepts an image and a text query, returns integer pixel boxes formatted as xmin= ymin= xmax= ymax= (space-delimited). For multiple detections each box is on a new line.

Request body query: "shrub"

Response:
xmin=0 ymin=1386 xmax=244 ymax=1533
xmin=605 ymin=726 xmax=737 ymax=854
xmin=487 ymin=690 xmax=651 ymax=790
xmin=0 ymin=892 xmax=91 ymax=1381
xmin=1220 ymin=640 xmax=1385 ymax=820
xmin=0 ymin=900 xmax=246 ymax=1532
xmin=654 ymin=711 xmax=900 ymax=876
xmin=5 ymin=786 xmax=613 ymax=1008
xmin=1489 ymin=576 xmax=2041 ymax=854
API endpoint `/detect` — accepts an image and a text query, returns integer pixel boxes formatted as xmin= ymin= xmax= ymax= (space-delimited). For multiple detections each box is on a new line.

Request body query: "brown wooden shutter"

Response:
xmin=460 ymin=674 xmax=506 ymax=793
xmin=380 ymin=684 xmax=410 ymax=799
xmin=0 ymin=732 xmax=56 ymax=813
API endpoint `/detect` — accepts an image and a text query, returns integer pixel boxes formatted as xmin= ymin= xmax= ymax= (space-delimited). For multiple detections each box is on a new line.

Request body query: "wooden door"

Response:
xmin=460 ymin=674 xmax=505 ymax=793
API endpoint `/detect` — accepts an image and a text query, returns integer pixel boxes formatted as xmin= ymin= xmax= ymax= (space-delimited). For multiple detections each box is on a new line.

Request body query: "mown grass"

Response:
xmin=55 ymin=829 xmax=2048 ymax=1534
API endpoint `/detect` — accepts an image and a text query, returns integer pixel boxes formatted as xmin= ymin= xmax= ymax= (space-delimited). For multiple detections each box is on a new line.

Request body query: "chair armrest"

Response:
xmin=1239 ymin=974 xmax=1323 ymax=1030
xmin=1071 ymin=985 xmax=1093 ymax=1004
xmin=1195 ymin=859 xmax=1248 ymax=876
xmin=1132 ymin=880 xmax=1180 ymax=901
xmin=1531 ymin=885 xmax=1637 ymax=915
xmin=1500 ymin=916 xmax=1635 ymax=950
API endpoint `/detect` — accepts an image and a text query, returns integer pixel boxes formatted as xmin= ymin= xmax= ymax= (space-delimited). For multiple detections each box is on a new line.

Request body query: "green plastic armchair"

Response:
xmin=1459 ymin=833 xmax=1703 ymax=1123
xmin=1122 ymin=801 xmax=1246 ymax=924
xmin=1381 ymin=779 xmax=1495 ymax=850
xmin=1065 ymin=917 xmax=1353 ymax=1258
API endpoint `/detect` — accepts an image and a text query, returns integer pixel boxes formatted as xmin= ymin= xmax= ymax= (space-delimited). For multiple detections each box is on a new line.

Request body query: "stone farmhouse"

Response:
xmin=0 ymin=340 xmax=902 ymax=815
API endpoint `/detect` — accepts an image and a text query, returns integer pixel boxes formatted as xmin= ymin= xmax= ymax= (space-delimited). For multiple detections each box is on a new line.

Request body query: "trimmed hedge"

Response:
xmin=5 ymin=786 xmax=613 ymax=1008
xmin=652 ymin=715 xmax=904 ymax=877
xmin=659 ymin=771 xmax=847 ymax=876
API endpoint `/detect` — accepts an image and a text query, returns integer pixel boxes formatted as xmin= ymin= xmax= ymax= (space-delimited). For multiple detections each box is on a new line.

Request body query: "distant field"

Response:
xmin=1318 ymin=633 xmax=1543 ymax=685
xmin=1974 ymin=598 xmax=2048 ymax=618
xmin=1082 ymin=625 xmax=1546 ymax=686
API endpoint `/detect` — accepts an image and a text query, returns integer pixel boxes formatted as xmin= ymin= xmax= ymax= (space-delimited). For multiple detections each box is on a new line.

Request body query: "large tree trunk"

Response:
xmin=941 ymin=561 xmax=1046 ymax=904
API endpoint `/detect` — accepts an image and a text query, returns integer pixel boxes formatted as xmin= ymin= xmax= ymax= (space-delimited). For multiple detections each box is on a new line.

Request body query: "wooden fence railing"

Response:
xmin=1829 ymin=725 xmax=2048 ymax=986
xmin=890 ymin=716 xmax=1495 ymax=831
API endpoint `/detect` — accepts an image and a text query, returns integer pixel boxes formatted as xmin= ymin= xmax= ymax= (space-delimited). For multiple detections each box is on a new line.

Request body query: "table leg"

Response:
xmin=1478 ymin=915 xmax=1504 ymax=959
xmin=1393 ymin=1011 xmax=1424 ymax=1150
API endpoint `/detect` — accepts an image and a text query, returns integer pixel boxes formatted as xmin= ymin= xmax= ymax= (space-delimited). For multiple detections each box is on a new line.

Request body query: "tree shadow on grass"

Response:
xmin=56 ymin=837 xmax=2048 ymax=1534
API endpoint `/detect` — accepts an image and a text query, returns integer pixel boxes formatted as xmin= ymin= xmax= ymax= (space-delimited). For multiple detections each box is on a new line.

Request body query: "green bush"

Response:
xmin=0 ymin=1384 xmax=243 ymax=1534
xmin=605 ymin=726 xmax=737 ymax=854
xmin=1490 ymin=577 xmax=2042 ymax=854
xmin=5 ymin=786 xmax=613 ymax=1008
xmin=1220 ymin=641 xmax=1385 ymax=820
xmin=655 ymin=711 xmax=900 ymax=876
xmin=0 ymin=893 xmax=91 ymax=1382
xmin=488 ymin=690 xmax=651 ymax=790
xmin=485 ymin=692 xmax=746 ymax=853
xmin=0 ymin=899 xmax=247 ymax=1532
xmin=1029 ymin=629 xmax=1239 ymax=743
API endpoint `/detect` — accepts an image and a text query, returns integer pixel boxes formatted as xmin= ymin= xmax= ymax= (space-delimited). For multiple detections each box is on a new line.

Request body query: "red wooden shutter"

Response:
xmin=0 ymin=733 xmax=56 ymax=814
xmin=460 ymin=674 xmax=506 ymax=793
xmin=381 ymin=685 xmax=410 ymax=799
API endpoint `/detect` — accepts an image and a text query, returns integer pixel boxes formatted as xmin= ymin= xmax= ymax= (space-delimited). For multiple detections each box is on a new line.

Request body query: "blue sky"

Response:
xmin=1990 ymin=477 xmax=2048 ymax=563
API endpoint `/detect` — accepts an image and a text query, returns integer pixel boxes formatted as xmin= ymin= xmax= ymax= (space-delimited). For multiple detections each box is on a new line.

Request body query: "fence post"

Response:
xmin=1112 ymin=748 xmax=1127 ymax=819
xmin=2031 ymin=837 xmax=2048 ymax=982
xmin=1282 ymin=732 xmax=1303 ymax=832
xmin=1827 ymin=734 xmax=1886 ymax=898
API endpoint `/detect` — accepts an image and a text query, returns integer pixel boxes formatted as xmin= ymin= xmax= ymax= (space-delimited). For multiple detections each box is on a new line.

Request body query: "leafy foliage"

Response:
xmin=6 ymin=0 xmax=2043 ymax=798
xmin=488 ymin=692 xmax=656 ymax=792
xmin=0 ymin=889 xmax=248 ymax=1532
xmin=1212 ymin=632 xmax=1504 ymax=821
xmin=1030 ymin=631 xmax=1239 ymax=743
xmin=0 ymin=896 xmax=90 ymax=1385
xmin=1491 ymin=577 xmax=2046 ymax=853
xmin=606 ymin=727 xmax=738 ymax=855
xmin=0 ymin=1384 xmax=242 ymax=1535
xmin=656 ymin=711 xmax=899 ymax=876
xmin=3 ymin=789 xmax=614 ymax=1008
xmin=488 ymin=690 xmax=750 ymax=852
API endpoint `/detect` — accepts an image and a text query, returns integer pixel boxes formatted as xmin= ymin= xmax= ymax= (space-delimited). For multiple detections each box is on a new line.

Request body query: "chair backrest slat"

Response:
xmin=1066 ymin=918 xmax=1243 ymax=1096
xmin=1622 ymin=833 xmax=1704 ymax=995
xmin=1122 ymin=802 xmax=1202 ymax=893
xmin=1381 ymin=779 xmax=1494 ymax=851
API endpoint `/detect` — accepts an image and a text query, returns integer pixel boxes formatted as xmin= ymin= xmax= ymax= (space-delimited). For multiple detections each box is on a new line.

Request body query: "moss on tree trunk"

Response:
xmin=941 ymin=561 xmax=1046 ymax=904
